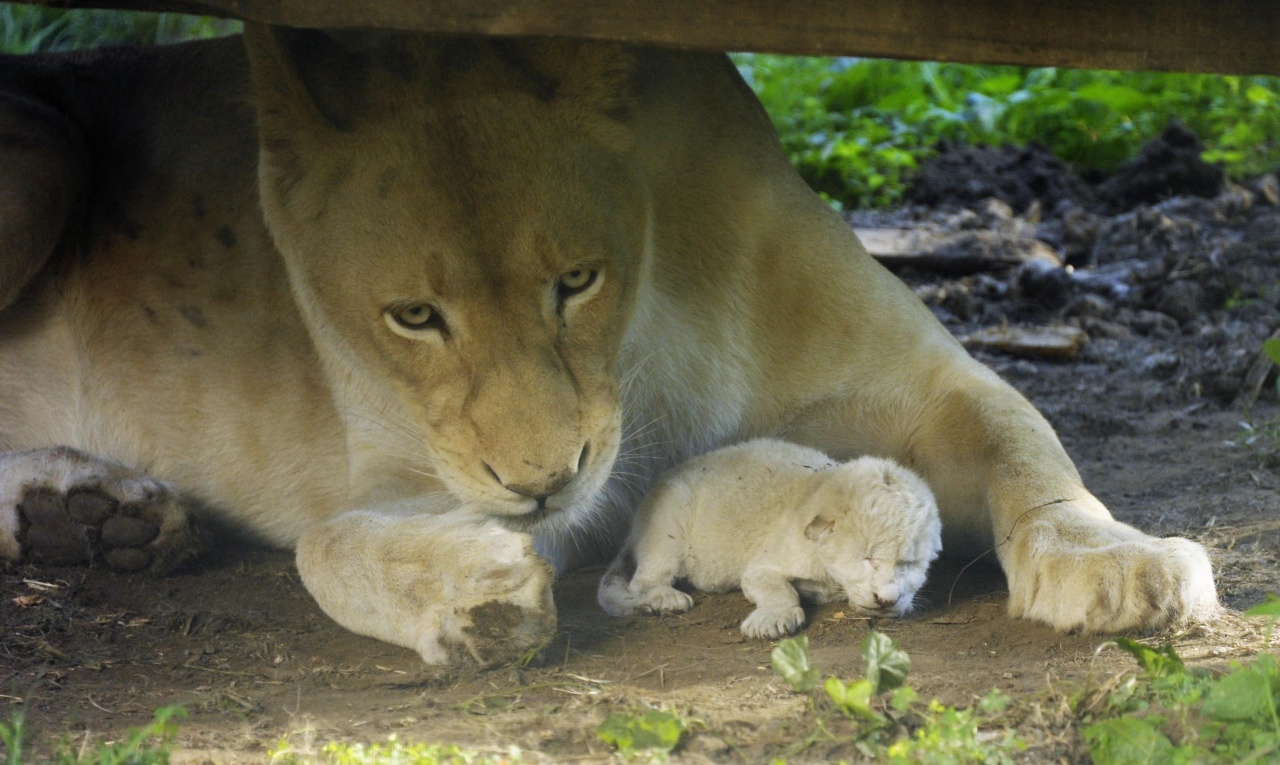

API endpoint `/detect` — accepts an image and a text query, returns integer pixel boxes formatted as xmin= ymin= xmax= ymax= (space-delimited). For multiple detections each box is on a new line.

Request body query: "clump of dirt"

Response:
xmin=1098 ymin=121 xmax=1227 ymax=212
xmin=905 ymin=141 xmax=1091 ymax=213
xmin=907 ymin=120 xmax=1228 ymax=218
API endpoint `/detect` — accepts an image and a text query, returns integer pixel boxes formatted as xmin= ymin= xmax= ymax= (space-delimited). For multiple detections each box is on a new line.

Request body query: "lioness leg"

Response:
xmin=296 ymin=510 xmax=557 ymax=665
xmin=784 ymin=355 xmax=1218 ymax=633
xmin=0 ymin=91 xmax=86 ymax=309
xmin=0 ymin=447 xmax=199 ymax=573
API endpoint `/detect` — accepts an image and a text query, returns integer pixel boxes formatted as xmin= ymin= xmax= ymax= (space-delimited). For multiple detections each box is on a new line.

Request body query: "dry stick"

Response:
xmin=947 ymin=497 xmax=1071 ymax=607
xmin=1234 ymin=327 xmax=1280 ymax=408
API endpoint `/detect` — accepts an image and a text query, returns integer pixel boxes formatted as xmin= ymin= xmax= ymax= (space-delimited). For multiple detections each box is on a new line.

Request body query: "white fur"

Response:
xmin=598 ymin=439 xmax=942 ymax=639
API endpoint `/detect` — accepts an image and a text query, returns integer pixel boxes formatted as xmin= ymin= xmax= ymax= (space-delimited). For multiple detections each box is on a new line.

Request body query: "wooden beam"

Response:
xmin=20 ymin=0 xmax=1280 ymax=76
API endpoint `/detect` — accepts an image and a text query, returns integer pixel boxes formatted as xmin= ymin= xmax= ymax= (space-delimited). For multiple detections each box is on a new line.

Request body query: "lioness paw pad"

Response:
xmin=1 ymin=449 xmax=197 ymax=574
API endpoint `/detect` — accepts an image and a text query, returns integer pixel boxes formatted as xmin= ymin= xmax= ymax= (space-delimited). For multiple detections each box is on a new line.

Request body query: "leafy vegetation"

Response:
xmin=735 ymin=54 xmax=1280 ymax=208
xmin=269 ymin=738 xmax=524 ymax=765
xmin=1 ymin=706 xmax=184 ymax=765
xmin=768 ymin=631 xmax=1026 ymax=763
xmin=595 ymin=709 xmax=688 ymax=761
xmin=1079 ymin=596 xmax=1280 ymax=765
xmin=0 ymin=4 xmax=237 ymax=54
xmin=764 ymin=602 xmax=1280 ymax=764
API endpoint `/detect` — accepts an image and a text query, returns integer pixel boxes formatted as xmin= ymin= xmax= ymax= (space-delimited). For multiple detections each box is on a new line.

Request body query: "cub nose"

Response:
xmin=874 ymin=592 xmax=897 ymax=611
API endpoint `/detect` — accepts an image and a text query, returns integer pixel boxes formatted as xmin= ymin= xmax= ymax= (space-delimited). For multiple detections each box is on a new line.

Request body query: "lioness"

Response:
xmin=597 ymin=439 xmax=942 ymax=639
xmin=0 ymin=26 xmax=1218 ymax=664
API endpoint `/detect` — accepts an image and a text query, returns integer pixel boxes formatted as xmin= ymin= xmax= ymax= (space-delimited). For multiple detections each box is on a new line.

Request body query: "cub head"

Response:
xmin=803 ymin=458 xmax=942 ymax=616
xmin=243 ymin=26 xmax=648 ymax=532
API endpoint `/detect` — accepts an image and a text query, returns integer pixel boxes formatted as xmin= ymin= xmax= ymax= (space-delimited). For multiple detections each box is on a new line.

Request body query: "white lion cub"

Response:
xmin=598 ymin=439 xmax=942 ymax=639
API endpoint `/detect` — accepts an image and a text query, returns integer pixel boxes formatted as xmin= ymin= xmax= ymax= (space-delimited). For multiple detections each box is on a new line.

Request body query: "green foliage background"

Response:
xmin=735 ymin=54 xmax=1280 ymax=208
xmin=3 ymin=5 xmax=1278 ymax=210
xmin=0 ymin=3 xmax=238 ymax=54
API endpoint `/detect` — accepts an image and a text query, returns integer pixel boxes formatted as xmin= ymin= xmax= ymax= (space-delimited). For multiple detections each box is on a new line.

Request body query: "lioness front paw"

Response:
xmin=0 ymin=448 xmax=197 ymax=574
xmin=1004 ymin=508 xmax=1219 ymax=633
xmin=442 ymin=534 xmax=557 ymax=665
xmin=741 ymin=605 xmax=806 ymax=639
xmin=298 ymin=513 xmax=558 ymax=667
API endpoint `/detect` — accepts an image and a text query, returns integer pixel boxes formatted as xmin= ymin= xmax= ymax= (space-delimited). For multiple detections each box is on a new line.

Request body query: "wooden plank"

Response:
xmin=854 ymin=228 xmax=1062 ymax=274
xmin=17 ymin=0 xmax=1280 ymax=76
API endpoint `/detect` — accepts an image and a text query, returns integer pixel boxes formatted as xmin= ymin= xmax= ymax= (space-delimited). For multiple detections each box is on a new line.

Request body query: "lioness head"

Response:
xmin=244 ymin=26 xmax=648 ymax=531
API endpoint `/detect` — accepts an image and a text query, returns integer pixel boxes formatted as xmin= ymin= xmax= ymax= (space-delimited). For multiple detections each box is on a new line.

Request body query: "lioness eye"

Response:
xmin=388 ymin=303 xmax=445 ymax=333
xmin=557 ymin=268 xmax=598 ymax=300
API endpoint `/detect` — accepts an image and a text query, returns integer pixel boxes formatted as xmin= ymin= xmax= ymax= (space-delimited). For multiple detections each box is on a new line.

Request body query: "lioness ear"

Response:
xmin=804 ymin=515 xmax=836 ymax=541
xmin=244 ymin=23 xmax=369 ymax=139
xmin=497 ymin=39 xmax=637 ymax=150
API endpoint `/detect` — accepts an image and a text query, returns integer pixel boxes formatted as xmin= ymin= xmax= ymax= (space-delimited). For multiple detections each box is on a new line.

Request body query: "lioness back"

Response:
xmin=0 ymin=39 xmax=349 ymax=543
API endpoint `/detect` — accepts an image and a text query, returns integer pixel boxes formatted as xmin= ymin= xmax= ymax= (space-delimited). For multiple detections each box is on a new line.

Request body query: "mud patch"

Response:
xmin=457 ymin=600 xmax=554 ymax=665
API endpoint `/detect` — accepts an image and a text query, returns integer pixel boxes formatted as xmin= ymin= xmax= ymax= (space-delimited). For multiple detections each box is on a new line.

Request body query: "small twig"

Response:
xmin=182 ymin=660 xmax=256 ymax=677
xmin=947 ymin=498 xmax=1070 ymax=606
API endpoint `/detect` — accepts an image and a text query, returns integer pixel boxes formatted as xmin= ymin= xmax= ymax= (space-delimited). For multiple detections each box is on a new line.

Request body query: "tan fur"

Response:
xmin=0 ymin=30 xmax=1218 ymax=664
xmin=597 ymin=439 xmax=942 ymax=639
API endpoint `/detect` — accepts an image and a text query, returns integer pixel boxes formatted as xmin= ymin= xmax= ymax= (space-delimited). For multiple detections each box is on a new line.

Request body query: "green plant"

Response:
xmin=735 ymin=54 xmax=1280 ymax=208
xmin=0 ymin=712 xmax=25 ymax=765
xmin=1 ymin=706 xmax=186 ymax=765
xmin=271 ymin=737 xmax=523 ymax=765
xmin=0 ymin=3 xmax=238 ymax=55
xmin=1080 ymin=596 xmax=1280 ymax=765
xmin=595 ymin=709 xmax=688 ymax=762
xmin=769 ymin=632 xmax=1025 ymax=763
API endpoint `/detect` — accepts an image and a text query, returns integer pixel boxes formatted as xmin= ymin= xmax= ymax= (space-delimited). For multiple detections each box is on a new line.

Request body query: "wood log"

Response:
xmin=960 ymin=325 xmax=1088 ymax=360
xmin=856 ymin=228 xmax=1061 ymax=275
xmin=17 ymin=0 xmax=1280 ymax=76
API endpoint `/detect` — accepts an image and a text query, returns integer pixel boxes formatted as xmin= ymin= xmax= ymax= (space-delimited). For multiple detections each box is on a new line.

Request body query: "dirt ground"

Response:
xmin=4 ymin=127 xmax=1280 ymax=763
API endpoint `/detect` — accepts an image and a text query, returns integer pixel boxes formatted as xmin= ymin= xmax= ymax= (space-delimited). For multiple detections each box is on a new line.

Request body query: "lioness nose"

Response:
xmin=484 ymin=442 xmax=589 ymax=502
xmin=503 ymin=471 xmax=574 ymax=502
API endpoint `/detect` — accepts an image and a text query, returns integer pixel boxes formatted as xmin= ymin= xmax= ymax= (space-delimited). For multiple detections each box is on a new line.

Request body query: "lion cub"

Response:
xmin=598 ymin=439 xmax=942 ymax=639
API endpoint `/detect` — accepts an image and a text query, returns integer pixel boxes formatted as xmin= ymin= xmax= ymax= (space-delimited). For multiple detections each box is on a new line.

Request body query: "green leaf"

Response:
xmin=824 ymin=677 xmax=882 ymax=721
xmin=1113 ymin=638 xmax=1185 ymax=679
xmin=597 ymin=710 xmax=686 ymax=755
xmin=1083 ymin=717 xmax=1176 ymax=765
xmin=771 ymin=636 xmax=820 ymax=692
xmin=1264 ymin=339 xmax=1280 ymax=368
xmin=1244 ymin=593 xmax=1280 ymax=619
xmin=890 ymin=685 xmax=918 ymax=712
xmin=1246 ymin=84 xmax=1275 ymax=106
xmin=861 ymin=631 xmax=910 ymax=693
xmin=1075 ymin=83 xmax=1148 ymax=114
xmin=1203 ymin=667 xmax=1273 ymax=722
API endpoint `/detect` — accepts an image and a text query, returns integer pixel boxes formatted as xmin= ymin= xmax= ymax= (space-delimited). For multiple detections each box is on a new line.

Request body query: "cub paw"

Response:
xmin=1004 ymin=508 xmax=1219 ymax=633
xmin=741 ymin=605 xmax=806 ymax=639
xmin=1 ymin=448 xmax=198 ymax=574
xmin=635 ymin=584 xmax=694 ymax=615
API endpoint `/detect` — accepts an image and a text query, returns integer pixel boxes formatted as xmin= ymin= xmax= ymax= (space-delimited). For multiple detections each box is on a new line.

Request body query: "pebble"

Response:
xmin=1140 ymin=352 xmax=1181 ymax=378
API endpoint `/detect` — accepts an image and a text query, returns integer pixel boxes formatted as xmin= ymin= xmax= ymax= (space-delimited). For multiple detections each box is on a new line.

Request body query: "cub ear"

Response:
xmin=804 ymin=515 xmax=836 ymax=541
xmin=243 ymin=23 xmax=370 ymax=139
